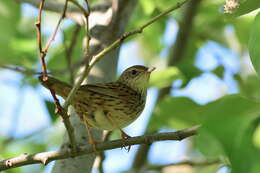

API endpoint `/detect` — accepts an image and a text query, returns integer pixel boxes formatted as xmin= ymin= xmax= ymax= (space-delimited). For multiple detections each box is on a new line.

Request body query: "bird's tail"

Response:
xmin=39 ymin=76 xmax=72 ymax=99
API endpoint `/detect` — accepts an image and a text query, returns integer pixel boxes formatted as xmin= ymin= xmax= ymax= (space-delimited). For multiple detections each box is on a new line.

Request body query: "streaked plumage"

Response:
xmin=39 ymin=65 xmax=155 ymax=149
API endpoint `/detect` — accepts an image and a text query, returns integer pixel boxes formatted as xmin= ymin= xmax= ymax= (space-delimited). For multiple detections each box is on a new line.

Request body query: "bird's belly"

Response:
xmin=86 ymin=109 xmax=138 ymax=131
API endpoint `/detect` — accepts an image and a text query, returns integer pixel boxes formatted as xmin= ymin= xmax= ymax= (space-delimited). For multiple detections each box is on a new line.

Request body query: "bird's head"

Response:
xmin=118 ymin=65 xmax=155 ymax=95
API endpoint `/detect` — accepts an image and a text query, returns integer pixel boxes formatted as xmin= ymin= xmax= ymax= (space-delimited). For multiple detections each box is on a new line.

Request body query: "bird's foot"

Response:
xmin=120 ymin=130 xmax=132 ymax=152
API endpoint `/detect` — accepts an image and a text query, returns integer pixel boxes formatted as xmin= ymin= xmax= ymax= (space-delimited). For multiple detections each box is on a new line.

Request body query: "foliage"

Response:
xmin=249 ymin=12 xmax=260 ymax=76
xmin=1 ymin=0 xmax=260 ymax=173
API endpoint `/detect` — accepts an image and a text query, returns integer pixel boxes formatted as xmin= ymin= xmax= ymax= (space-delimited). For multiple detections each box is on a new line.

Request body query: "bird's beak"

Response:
xmin=147 ymin=67 xmax=156 ymax=73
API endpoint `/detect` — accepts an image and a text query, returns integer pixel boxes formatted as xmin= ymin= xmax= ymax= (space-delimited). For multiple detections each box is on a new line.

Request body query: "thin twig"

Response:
xmin=43 ymin=0 xmax=69 ymax=52
xmin=35 ymin=0 xmax=47 ymax=80
xmin=0 ymin=126 xmax=198 ymax=171
xmin=83 ymin=0 xmax=91 ymax=56
xmin=47 ymin=87 xmax=77 ymax=153
xmin=69 ymin=0 xmax=89 ymax=18
xmin=63 ymin=0 xmax=190 ymax=110
xmin=0 ymin=64 xmax=39 ymax=75
xmin=0 ymin=64 xmax=75 ymax=76
xmin=35 ymin=0 xmax=77 ymax=152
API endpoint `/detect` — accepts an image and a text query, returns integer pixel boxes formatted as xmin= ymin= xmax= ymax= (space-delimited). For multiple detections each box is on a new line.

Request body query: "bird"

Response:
xmin=39 ymin=65 xmax=155 ymax=151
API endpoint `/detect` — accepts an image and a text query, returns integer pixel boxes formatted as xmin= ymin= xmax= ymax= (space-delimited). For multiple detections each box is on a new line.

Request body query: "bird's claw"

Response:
xmin=120 ymin=130 xmax=132 ymax=152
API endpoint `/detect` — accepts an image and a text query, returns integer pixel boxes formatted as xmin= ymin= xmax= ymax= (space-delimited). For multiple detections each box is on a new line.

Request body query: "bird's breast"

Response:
xmin=73 ymin=85 xmax=146 ymax=131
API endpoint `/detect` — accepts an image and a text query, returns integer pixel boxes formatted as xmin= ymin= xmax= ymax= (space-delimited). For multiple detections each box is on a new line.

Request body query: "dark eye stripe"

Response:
xmin=131 ymin=69 xmax=138 ymax=75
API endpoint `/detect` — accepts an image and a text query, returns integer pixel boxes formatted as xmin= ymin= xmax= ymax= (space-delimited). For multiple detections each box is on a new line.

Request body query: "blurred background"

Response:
xmin=0 ymin=0 xmax=260 ymax=173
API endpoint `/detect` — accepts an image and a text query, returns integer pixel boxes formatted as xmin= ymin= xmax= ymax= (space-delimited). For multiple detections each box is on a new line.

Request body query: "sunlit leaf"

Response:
xmin=253 ymin=124 xmax=260 ymax=148
xmin=238 ymin=75 xmax=260 ymax=101
xmin=233 ymin=16 xmax=254 ymax=49
xmin=139 ymin=0 xmax=156 ymax=15
xmin=249 ymin=12 xmax=260 ymax=76
xmin=138 ymin=18 xmax=166 ymax=59
xmin=150 ymin=67 xmax=182 ymax=88
xmin=197 ymin=95 xmax=260 ymax=173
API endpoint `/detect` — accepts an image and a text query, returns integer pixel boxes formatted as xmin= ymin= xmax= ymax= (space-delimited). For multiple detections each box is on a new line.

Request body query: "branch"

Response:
xmin=0 ymin=126 xmax=199 ymax=171
xmin=35 ymin=0 xmax=47 ymax=79
xmin=0 ymin=64 xmax=39 ymax=75
xmin=36 ymin=0 xmax=78 ymax=152
xmin=63 ymin=0 xmax=190 ymax=110
xmin=0 ymin=64 xmax=69 ymax=76
xmin=15 ymin=0 xmax=109 ymax=13
xmin=81 ymin=0 xmax=91 ymax=56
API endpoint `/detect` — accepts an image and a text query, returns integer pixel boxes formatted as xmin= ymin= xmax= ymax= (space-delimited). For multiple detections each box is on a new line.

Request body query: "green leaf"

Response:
xmin=138 ymin=17 xmax=166 ymax=59
xmin=154 ymin=0 xmax=180 ymax=11
xmin=197 ymin=95 xmax=260 ymax=173
xmin=229 ymin=0 xmax=260 ymax=17
xmin=212 ymin=65 xmax=225 ymax=79
xmin=238 ymin=75 xmax=260 ymax=101
xmin=0 ymin=1 xmax=21 ymax=64
xmin=175 ymin=37 xmax=202 ymax=87
xmin=139 ymin=0 xmax=156 ymax=15
xmin=150 ymin=96 xmax=203 ymax=130
xmin=0 ymin=1 xmax=20 ymax=43
xmin=233 ymin=16 xmax=253 ymax=49
xmin=139 ymin=0 xmax=180 ymax=15
xmin=249 ymin=12 xmax=260 ymax=76
xmin=178 ymin=63 xmax=202 ymax=87
xmin=253 ymin=124 xmax=260 ymax=148
xmin=149 ymin=67 xmax=182 ymax=88
xmin=128 ymin=2 xmax=167 ymax=59
xmin=44 ymin=100 xmax=57 ymax=123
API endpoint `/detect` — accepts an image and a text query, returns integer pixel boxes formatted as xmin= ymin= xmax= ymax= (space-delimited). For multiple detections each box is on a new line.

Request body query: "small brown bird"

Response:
xmin=39 ymin=65 xmax=155 ymax=150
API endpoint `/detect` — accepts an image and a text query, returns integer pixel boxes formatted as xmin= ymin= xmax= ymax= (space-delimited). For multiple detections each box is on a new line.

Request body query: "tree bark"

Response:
xmin=50 ymin=0 xmax=137 ymax=173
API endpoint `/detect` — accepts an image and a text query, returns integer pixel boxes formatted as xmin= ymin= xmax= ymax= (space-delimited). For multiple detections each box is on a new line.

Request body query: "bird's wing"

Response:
xmin=79 ymin=82 xmax=138 ymax=100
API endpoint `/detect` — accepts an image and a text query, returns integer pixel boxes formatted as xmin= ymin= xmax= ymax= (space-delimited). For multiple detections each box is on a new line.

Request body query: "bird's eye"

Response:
xmin=131 ymin=69 xmax=138 ymax=75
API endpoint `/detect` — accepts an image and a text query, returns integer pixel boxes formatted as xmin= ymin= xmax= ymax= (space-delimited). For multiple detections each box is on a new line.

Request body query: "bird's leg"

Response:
xmin=83 ymin=118 xmax=98 ymax=153
xmin=106 ymin=115 xmax=132 ymax=152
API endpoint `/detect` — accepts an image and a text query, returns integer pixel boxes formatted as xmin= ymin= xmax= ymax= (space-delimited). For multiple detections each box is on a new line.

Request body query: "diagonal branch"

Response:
xmin=0 ymin=64 xmax=39 ymax=75
xmin=63 ymin=0 xmax=190 ymax=110
xmin=0 ymin=126 xmax=199 ymax=171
